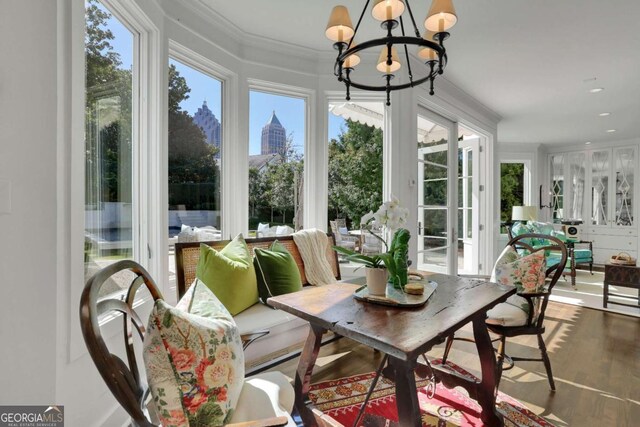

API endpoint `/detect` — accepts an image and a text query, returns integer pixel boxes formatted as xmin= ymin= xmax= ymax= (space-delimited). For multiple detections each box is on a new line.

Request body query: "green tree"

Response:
xmin=261 ymin=135 xmax=303 ymax=225
xmin=500 ymin=163 xmax=524 ymax=222
xmin=328 ymin=119 xmax=383 ymax=226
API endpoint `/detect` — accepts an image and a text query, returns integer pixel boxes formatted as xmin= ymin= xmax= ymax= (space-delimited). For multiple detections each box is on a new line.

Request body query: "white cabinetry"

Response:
xmin=548 ymin=145 xmax=637 ymax=265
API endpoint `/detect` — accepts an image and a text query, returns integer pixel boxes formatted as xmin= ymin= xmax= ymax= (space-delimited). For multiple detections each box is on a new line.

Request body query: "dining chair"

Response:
xmin=442 ymin=233 xmax=568 ymax=391
xmin=80 ymin=260 xmax=294 ymax=426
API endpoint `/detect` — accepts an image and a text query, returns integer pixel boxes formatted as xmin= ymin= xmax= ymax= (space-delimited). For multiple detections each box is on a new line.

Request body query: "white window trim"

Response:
xmin=247 ymin=80 xmax=316 ymax=231
xmin=69 ymin=0 xmax=160 ymax=362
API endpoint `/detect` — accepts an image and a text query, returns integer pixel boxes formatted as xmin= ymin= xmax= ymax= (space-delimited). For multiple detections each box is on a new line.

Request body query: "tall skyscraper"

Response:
xmin=261 ymin=110 xmax=286 ymax=155
xmin=193 ymin=100 xmax=221 ymax=157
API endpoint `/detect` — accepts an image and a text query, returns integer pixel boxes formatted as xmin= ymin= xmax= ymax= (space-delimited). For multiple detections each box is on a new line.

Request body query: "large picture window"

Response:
xmin=167 ymin=57 xmax=223 ymax=285
xmin=248 ymin=90 xmax=305 ymax=236
xmin=84 ymin=0 xmax=136 ymax=295
xmin=327 ymin=102 xmax=384 ymax=229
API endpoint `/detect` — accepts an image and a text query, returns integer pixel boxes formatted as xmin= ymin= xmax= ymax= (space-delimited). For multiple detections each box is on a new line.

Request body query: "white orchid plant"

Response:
xmin=360 ymin=195 xmax=410 ymax=250
xmin=333 ymin=196 xmax=410 ymax=276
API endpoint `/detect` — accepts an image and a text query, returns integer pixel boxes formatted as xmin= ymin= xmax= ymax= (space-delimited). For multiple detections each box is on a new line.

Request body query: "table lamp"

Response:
xmin=512 ymin=206 xmax=538 ymax=223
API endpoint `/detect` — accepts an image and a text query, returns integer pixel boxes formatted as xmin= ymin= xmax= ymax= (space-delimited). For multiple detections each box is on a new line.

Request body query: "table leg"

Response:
xmin=472 ymin=316 xmax=504 ymax=427
xmin=294 ymin=324 xmax=326 ymax=427
xmin=603 ymin=281 xmax=609 ymax=308
xmin=389 ymin=356 xmax=421 ymax=427
xmin=570 ymin=250 xmax=577 ymax=290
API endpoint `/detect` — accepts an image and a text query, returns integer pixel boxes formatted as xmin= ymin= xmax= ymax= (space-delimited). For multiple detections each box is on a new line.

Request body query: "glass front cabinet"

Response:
xmin=547 ymin=146 xmax=637 ymax=264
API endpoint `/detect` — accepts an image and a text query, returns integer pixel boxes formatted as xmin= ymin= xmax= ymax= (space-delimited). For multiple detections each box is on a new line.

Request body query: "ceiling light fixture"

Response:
xmin=326 ymin=0 xmax=457 ymax=106
xmin=599 ymin=112 xmax=611 ymax=116
xmin=589 ymin=88 xmax=604 ymax=93
xmin=585 ymin=141 xmax=592 ymax=145
xmin=606 ymin=129 xmax=617 ymax=133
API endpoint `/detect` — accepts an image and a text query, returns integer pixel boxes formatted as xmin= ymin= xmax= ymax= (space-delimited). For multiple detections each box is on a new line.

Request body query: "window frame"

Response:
xmin=71 ymin=0 xmax=160 ymax=361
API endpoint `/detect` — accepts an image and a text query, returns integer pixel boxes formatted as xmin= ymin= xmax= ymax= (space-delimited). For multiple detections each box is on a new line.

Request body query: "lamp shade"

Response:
xmin=425 ymin=0 xmax=457 ymax=32
xmin=326 ymin=6 xmax=355 ymax=42
xmin=343 ymin=46 xmax=361 ymax=68
xmin=418 ymin=31 xmax=438 ymax=61
xmin=512 ymin=206 xmax=538 ymax=222
xmin=343 ymin=48 xmax=361 ymax=68
xmin=372 ymin=0 xmax=405 ymax=22
xmin=377 ymin=46 xmax=401 ymax=74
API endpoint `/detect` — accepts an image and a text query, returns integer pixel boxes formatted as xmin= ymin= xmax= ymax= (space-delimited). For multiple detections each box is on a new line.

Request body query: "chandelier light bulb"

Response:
xmin=326 ymin=5 xmax=355 ymax=43
xmin=343 ymin=42 xmax=361 ymax=68
xmin=425 ymin=0 xmax=457 ymax=32
xmin=372 ymin=0 xmax=405 ymax=22
xmin=377 ymin=46 xmax=401 ymax=74
xmin=418 ymin=31 xmax=438 ymax=61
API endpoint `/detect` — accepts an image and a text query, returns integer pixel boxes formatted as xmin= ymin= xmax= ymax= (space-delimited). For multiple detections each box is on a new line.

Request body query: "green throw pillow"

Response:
xmin=196 ymin=234 xmax=258 ymax=315
xmin=254 ymin=240 xmax=302 ymax=306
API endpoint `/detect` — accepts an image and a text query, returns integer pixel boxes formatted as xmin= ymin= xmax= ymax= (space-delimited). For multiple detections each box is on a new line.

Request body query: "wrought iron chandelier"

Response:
xmin=326 ymin=0 xmax=457 ymax=106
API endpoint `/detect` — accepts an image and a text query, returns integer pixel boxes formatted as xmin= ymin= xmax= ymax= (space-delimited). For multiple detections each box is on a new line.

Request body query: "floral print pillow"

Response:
xmin=143 ymin=279 xmax=244 ymax=427
xmin=492 ymin=248 xmax=546 ymax=294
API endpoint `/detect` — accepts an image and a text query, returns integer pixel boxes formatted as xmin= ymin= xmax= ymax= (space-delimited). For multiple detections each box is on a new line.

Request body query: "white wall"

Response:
xmin=0 ymin=0 xmax=59 ymax=404
xmin=0 ymin=1 xmax=501 ymax=426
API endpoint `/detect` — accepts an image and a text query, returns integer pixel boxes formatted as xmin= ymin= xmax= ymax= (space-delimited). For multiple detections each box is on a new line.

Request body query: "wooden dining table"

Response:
xmin=268 ymin=274 xmax=516 ymax=427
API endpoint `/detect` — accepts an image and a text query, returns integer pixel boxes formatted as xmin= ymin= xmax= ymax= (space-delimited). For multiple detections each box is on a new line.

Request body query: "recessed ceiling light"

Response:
xmin=599 ymin=112 xmax=611 ymax=116
xmin=589 ymin=88 xmax=604 ymax=93
xmin=606 ymin=129 xmax=617 ymax=133
xmin=585 ymin=141 xmax=592 ymax=145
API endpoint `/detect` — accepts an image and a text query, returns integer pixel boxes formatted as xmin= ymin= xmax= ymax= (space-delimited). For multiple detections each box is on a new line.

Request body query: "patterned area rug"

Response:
xmin=309 ymin=360 xmax=555 ymax=427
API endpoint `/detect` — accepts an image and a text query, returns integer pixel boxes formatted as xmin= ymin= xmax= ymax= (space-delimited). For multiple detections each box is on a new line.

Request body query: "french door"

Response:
xmin=416 ymin=109 xmax=458 ymax=274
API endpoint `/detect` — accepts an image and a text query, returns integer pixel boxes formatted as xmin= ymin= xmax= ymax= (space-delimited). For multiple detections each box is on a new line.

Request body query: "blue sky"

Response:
xmin=99 ymin=2 xmax=346 ymax=156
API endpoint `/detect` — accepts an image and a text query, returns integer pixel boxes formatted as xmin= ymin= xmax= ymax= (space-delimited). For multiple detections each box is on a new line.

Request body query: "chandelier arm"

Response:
xmin=428 ymin=62 xmax=435 ymax=95
xmin=348 ymin=0 xmax=372 ymax=51
xmin=403 ymin=0 xmax=422 ymax=37
xmin=399 ymin=16 xmax=414 ymax=85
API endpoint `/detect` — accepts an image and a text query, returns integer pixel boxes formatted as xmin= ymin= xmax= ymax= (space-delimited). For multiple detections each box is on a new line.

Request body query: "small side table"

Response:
xmin=603 ymin=263 xmax=640 ymax=309
xmin=565 ymin=240 xmax=593 ymax=290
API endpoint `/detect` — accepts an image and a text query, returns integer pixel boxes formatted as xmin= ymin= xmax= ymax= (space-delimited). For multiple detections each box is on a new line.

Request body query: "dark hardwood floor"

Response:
xmin=266 ymin=302 xmax=640 ymax=427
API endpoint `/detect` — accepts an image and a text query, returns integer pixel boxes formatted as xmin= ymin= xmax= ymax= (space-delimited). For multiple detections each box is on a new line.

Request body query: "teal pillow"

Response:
xmin=254 ymin=240 xmax=302 ymax=306
xmin=195 ymin=234 xmax=259 ymax=315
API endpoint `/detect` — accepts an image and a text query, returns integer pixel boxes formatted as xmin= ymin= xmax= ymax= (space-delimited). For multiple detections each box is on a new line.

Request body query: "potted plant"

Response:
xmin=332 ymin=248 xmax=393 ymax=295
xmin=333 ymin=196 xmax=412 ymax=294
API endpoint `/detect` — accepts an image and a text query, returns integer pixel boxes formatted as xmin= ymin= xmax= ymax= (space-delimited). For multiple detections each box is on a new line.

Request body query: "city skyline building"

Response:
xmin=193 ymin=100 xmax=221 ymax=157
xmin=261 ymin=110 xmax=286 ymax=155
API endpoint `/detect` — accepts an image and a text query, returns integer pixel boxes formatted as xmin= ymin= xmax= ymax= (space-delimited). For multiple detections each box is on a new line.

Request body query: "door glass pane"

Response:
xmin=418 ymin=113 xmax=451 ymax=274
xmin=591 ymin=150 xmax=609 ymax=225
xmin=550 ymin=154 xmax=564 ymax=222
xmin=614 ymin=147 xmax=634 ymax=226
xmin=84 ymin=0 xmax=135 ymax=296
xmin=567 ymin=152 xmax=585 ymax=220
xmin=419 ymin=248 xmax=447 ymax=270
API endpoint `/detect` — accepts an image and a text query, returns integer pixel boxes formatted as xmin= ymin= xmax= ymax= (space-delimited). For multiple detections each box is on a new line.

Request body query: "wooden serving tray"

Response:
xmin=353 ymin=279 xmax=438 ymax=307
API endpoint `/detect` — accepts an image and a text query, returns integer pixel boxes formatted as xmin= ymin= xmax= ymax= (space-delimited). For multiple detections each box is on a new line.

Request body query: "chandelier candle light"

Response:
xmin=326 ymin=0 xmax=457 ymax=106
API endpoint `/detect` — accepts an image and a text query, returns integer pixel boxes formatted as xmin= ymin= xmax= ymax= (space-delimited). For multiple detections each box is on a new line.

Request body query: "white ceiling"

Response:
xmin=199 ymin=0 xmax=640 ymax=145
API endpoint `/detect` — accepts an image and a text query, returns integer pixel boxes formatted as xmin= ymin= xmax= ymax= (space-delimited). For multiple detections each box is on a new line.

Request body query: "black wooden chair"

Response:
xmin=80 ymin=260 xmax=291 ymax=426
xmin=443 ymin=233 xmax=568 ymax=391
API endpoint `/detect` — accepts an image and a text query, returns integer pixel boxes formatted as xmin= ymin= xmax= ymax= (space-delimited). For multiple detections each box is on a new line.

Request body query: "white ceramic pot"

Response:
xmin=365 ymin=267 xmax=389 ymax=296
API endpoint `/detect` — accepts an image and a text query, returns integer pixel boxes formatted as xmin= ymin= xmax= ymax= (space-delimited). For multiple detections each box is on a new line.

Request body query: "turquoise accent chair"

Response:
xmin=509 ymin=221 xmax=593 ymax=276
